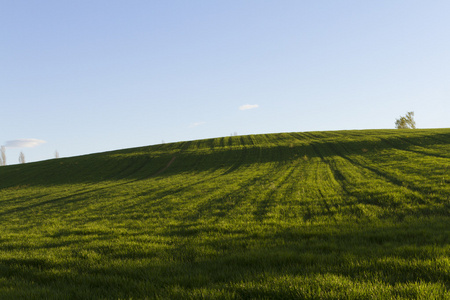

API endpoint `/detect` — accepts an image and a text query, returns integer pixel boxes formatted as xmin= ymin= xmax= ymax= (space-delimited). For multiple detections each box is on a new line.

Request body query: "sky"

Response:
xmin=1 ymin=1 xmax=450 ymax=164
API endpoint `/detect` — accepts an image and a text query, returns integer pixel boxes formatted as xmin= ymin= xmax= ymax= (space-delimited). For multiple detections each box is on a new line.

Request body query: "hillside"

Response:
xmin=0 ymin=129 xmax=449 ymax=299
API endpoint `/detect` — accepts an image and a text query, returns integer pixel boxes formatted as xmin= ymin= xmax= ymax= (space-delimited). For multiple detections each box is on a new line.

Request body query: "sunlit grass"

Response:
xmin=0 ymin=129 xmax=449 ymax=299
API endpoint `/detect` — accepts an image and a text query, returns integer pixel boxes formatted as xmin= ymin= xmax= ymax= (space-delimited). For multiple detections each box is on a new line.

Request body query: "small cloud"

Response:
xmin=4 ymin=139 xmax=46 ymax=148
xmin=239 ymin=104 xmax=259 ymax=111
xmin=189 ymin=121 xmax=206 ymax=128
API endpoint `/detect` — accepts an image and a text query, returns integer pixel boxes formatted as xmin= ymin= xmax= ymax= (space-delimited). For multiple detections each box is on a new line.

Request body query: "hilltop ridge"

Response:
xmin=1 ymin=128 xmax=449 ymax=186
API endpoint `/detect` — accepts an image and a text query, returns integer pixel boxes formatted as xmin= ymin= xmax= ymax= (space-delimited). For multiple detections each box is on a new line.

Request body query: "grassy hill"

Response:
xmin=0 ymin=129 xmax=449 ymax=299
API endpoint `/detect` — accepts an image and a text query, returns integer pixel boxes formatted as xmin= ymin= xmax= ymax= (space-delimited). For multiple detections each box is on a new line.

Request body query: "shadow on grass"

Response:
xmin=0 ymin=130 xmax=448 ymax=189
xmin=0 ymin=217 xmax=448 ymax=298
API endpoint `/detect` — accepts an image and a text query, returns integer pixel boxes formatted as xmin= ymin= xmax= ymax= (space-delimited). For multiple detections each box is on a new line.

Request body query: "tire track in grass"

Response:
xmin=379 ymin=137 xmax=450 ymax=187
xmin=394 ymin=145 xmax=450 ymax=160
xmin=326 ymin=141 xmax=431 ymax=211
xmin=117 ymin=140 xmax=191 ymax=181
xmin=222 ymin=148 xmax=249 ymax=175
xmin=152 ymin=156 xmax=177 ymax=176
xmin=67 ymin=141 xmax=187 ymax=195
xmin=254 ymin=142 xmax=314 ymax=222
xmin=75 ymin=150 xmax=179 ymax=201
xmin=343 ymin=149 xmax=422 ymax=195
xmin=151 ymin=151 xmax=241 ymax=198
xmin=310 ymin=141 xmax=423 ymax=219
xmin=183 ymin=136 xmax=280 ymax=222
xmin=181 ymin=134 xmax=295 ymax=222
xmin=284 ymin=144 xmax=325 ymax=222
xmin=185 ymin=163 xmax=277 ymax=222
xmin=309 ymin=143 xmax=353 ymax=221
xmin=394 ymin=136 xmax=450 ymax=159
xmin=300 ymin=152 xmax=334 ymax=222
xmin=101 ymin=131 xmax=450 ymax=221
xmin=134 ymin=137 xmax=260 ymax=222
xmin=133 ymin=147 xmax=237 ymax=210
xmin=357 ymin=143 xmax=449 ymax=210
xmin=34 ymin=155 xmax=182 ymax=220
xmin=33 ymin=144 xmax=188 ymax=219
xmin=252 ymin=161 xmax=299 ymax=222
xmin=311 ymin=142 xmax=363 ymax=195
xmin=270 ymin=151 xmax=337 ymax=222
xmin=249 ymin=136 xmax=312 ymax=222
xmin=216 ymin=135 xmax=257 ymax=176
xmin=135 ymin=138 xmax=266 ymax=217
xmin=322 ymin=154 xmax=388 ymax=219
xmin=417 ymin=130 xmax=450 ymax=145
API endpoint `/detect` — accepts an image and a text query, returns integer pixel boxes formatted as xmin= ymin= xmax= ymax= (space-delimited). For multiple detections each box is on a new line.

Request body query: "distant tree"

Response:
xmin=1 ymin=146 xmax=5 ymax=166
xmin=19 ymin=152 xmax=25 ymax=164
xmin=395 ymin=111 xmax=416 ymax=129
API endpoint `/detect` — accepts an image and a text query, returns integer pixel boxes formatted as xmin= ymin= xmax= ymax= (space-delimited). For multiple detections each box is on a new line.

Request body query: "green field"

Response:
xmin=0 ymin=129 xmax=449 ymax=299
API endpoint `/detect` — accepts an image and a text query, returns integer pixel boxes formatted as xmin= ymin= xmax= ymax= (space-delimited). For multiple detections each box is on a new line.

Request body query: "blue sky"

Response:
xmin=2 ymin=1 xmax=450 ymax=164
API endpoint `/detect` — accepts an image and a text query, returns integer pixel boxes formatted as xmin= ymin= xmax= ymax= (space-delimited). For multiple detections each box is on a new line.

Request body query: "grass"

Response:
xmin=0 ymin=129 xmax=449 ymax=299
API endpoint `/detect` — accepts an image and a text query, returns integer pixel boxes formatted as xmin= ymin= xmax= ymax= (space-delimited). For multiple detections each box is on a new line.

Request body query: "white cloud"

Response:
xmin=239 ymin=104 xmax=259 ymax=111
xmin=4 ymin=139 xmax=46 ymax=148
xmin=189 ymin=121 xmax=206 ymax=128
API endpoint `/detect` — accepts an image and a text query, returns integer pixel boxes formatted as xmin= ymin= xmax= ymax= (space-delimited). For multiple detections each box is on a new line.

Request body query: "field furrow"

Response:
xmin=0 ymin=129 xmax=449 ymax=299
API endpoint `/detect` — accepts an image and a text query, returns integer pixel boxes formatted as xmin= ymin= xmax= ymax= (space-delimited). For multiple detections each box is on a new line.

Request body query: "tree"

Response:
xmin=0 ymin=146 xmax=5 ymax=166
xmin=19 ymin=152 xmax=25 ymax=164
xmin=395 ymin=111 xmax=416 ymax=129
